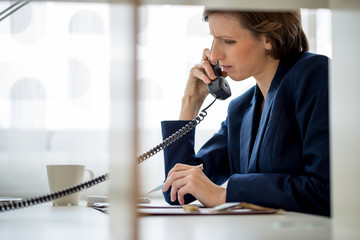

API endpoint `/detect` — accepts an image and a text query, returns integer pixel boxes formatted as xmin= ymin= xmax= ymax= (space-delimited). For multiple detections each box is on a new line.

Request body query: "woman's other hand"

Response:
xmin=162 ymin=163 xmax=226 ymax=208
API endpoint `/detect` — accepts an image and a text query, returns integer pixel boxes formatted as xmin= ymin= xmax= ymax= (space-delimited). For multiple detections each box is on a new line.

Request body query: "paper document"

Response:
xmin=88 ymin=198 xmax=284 ymax=216
xmin=138 ymin=202 xmax=284 ymax=216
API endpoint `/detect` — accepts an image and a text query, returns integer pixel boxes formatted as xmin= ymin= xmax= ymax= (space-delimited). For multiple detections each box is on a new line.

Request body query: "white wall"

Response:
xmin=330 ymin=0 xmax=360 ymax=238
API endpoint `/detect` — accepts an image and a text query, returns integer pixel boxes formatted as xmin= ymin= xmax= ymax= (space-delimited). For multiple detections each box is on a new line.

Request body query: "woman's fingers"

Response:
xmin=202 ymin=48 xmax=211 ymax=61
xmin=163 ymin=164 xmax=204 ymax=203
xmin=162 ymin=164 xmax=188 ymax=192
xmin=166 ymin=163 xmax=191 ymax=178
xmin=176 ymin=178 xmax=197 ymax=205
xmin=169 ymin=175 xmax=189 ymax=202
xmin=192 ymin=61 xmax=216 ymax=83
xmin=202 ymin=47 xmax=217 ymax=65
xmin=182 ymin=48 xmax=218 ymax=105
xmin=163 ymin=163 xmax=226 ymax=207
xmin=191 ymin=66 xmax=213 ymax=84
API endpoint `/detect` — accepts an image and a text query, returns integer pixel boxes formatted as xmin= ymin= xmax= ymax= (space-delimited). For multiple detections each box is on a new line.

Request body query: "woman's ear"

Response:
xmin=263 ymin=36 xmax=272 ymax=51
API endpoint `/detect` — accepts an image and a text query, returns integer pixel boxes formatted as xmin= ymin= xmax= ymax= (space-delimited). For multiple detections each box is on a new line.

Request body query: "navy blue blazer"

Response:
xmin=161 ymin=52 xmax=330 ymax=216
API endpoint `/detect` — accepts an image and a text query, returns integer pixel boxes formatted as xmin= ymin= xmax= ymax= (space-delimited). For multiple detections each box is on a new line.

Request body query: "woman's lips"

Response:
xmin=221 ymin=65 xmax=232 ymax=72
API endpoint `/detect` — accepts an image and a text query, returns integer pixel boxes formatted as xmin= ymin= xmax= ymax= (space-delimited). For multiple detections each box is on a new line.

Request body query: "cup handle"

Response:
xmin=85 ymin=169 xmax=94 ymax=180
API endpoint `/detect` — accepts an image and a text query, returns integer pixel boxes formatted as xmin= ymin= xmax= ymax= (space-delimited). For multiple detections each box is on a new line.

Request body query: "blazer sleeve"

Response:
xmin=161 ymin=119 xmax=231 ymax=205
xmin=226 ymin=55 xmax=330 ymax=216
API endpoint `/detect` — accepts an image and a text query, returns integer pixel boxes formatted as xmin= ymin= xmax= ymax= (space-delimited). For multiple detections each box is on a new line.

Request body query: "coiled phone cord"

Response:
xmin=0 ymin=174 xmax=109 ymax=212
xmin=137 ymin=98 xmax=217 ymax=164
xmin=0 ymin=98 xmax=217 ymax=213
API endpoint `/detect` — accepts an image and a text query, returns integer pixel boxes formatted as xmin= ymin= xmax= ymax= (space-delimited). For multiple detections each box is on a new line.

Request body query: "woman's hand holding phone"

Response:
xmin=180 ymin=48 xmax=220 ymax=120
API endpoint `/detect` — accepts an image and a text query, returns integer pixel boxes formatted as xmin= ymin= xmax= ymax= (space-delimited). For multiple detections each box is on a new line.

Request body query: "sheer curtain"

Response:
xmin=0 ymin=1 xmax=110 ymax=198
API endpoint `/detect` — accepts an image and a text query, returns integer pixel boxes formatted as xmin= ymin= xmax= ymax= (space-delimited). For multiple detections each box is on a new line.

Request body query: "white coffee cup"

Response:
xmin=46 ymin=164 xmax=94 ymax=206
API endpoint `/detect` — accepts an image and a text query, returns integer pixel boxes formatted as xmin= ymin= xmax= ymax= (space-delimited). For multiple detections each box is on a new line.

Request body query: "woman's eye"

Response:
xmin=224 ymin=39 xmax=236 ymax=44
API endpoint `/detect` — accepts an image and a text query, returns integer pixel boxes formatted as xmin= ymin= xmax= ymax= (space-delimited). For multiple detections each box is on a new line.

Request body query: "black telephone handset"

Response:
xmin=1 ymin=54 xmax=232 ymax=213
xmin=207 ymin=60 xmax=231 ymax=100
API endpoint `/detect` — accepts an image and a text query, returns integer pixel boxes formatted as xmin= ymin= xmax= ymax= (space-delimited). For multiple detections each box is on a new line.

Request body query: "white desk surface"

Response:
xmin=0 ymin=200 xmax=331 ymax=240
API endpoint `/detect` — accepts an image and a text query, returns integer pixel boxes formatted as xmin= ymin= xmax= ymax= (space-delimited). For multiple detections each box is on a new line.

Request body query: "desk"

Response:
xmin=0 ymin=202 xmax=109 ymax=240
xmin=0 ymin=201 xmax=331 ymax=240
xmin=139 ymin=208 xmax=331 ymax=240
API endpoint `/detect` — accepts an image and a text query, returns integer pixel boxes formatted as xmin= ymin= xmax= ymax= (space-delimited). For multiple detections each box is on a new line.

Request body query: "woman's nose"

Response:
xmin=210 ymin=42 xmax=224 ymax=62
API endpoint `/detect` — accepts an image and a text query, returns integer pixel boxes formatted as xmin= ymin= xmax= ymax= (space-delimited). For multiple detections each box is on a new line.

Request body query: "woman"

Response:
xmin=161 ymin=9 xmax=330 ymax=216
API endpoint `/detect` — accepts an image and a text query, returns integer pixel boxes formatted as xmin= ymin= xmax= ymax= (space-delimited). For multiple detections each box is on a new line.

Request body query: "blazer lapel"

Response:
xmin=239 ymin=96 xmax=255 ymax=174
xmin=246 ymin=57 xmax=295 ymax=173
xmin=248 ymin=82 xmax=278 ymax=173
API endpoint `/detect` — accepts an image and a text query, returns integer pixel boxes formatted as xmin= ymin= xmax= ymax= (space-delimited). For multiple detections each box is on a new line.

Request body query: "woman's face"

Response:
xmin=208 ymin=14 xmax=271 ymax=82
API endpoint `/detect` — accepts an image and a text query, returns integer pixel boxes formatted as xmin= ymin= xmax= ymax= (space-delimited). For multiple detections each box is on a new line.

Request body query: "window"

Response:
xmin=0 ymin=1 xmax=110 ymax=197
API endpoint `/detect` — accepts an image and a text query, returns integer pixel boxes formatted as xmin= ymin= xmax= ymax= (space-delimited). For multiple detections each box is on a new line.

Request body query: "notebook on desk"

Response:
xmin=0 ymin=197 xmax=24 ymax=206
xmin=87 ymin=196 xmax=283 ymax=216
xmin=137 ymin=202 xmax=283 ymax=216
xmin=87 ymin=195 xmax=151 ymax=214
